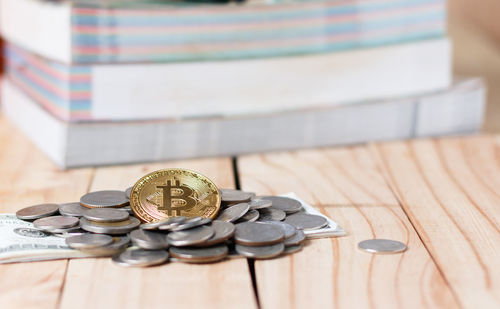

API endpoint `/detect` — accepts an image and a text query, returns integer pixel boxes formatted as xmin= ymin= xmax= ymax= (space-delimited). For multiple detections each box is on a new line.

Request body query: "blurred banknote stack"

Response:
xmin=0 ymin=0 xmax=485 ymax=168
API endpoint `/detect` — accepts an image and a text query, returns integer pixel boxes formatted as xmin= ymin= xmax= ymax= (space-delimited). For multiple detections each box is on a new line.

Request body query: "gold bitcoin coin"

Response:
xmin=130 ymin=169 xmax=221 ymax=223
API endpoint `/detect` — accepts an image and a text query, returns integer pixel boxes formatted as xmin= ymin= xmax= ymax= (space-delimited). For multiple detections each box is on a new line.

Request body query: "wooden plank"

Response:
xmin=0 ymin=116 xmax=94 ymax=309
xmin=374 ymin=137 xmax=500 ymax=308
xmin=60 ymin=159 xmax=258 ymax=309
xmin=238 ymin=147 xmax=458 ymax=309
xmin=238 ymin=148 xmax=399 ymax=207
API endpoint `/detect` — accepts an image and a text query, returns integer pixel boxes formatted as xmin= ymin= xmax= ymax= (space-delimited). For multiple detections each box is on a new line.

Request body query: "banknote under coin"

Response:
xmin=0 ymin=214 xmax=95 ymax=264
xmin=280 ymin=193 xmax=346 ymax=238
xmin=1 ymin=192 xmax=344 ymax=264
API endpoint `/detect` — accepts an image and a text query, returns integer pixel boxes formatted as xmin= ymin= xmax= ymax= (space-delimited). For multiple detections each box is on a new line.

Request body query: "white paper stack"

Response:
xmin=0 ymin=0 xmax=486 ymax=168
xmin=2 ymin=77 xmax=485 ymax=168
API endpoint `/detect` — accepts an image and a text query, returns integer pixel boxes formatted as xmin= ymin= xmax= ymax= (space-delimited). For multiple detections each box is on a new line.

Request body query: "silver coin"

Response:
xmin=169 ymin=217 xmax=211 ymax=232
xmin=264 ymin=221 xmax=297 ymax=238
xmin=283 ymin=244 xmax=303 ymax=255
xmin=130 ymin=229 xmax=168 ymax=250
xmin=216 ymin=203 xmax=250 ymax=222
xmin=260 ymin=196 xmax=302 ymax=214
xmin=284 ymin=213 xmax=327 ymax=230
xmin=257 ymin=208 xmax=286 ymax=221
xmin=142 ymin=216 xmax=187 ymax=231
xmin=112 ymin=251 xmax=133 ymax=267
xmin=169 ymin=245 xmax=228 ymax=263
xmin=80 ymin=217 xmax=140 ymax=235
xmin=248 ymin=198 xmax=272 ymax=210
xmin=80 ymin=190 xmax=129 ymax=208
xmin=227 ymin=246 xmax=243 ymax=259
xmin=198 ymin=221 xmax=235 ymax=246
xmin=65 ymin=233 xmax=114 ymax=250
xmin=53 ymin=228 xmax=87 ymax=238
xmin=235 ymin=243 xmax=285 ymax=259
xmin=33 ymin=216 xmax=79 ymax=231
xmin=237 ymin=209 xmax=259 ymax=222
xmin=81 ymin=235 xmax=130 ymax=256
xmin=220 ymin=189 xmax=253 ymax=203
xmin=59 ymin=202 xmax=88 ymax=217
xmin=358 ymin=239 xmax=407 ymax=254
xmin=125 ymin=187 xmax=132 ymax=199
xmin=16 ymin=203 xmax=59 ymax=220
xmin=121 ymin=206 xmax=134 ymax=215
xmin=167 ymin=225 xmax=215 ymax=247
xmin=234 ymin=222 xmax=285 ymax=246
xmin=84 ymin=208 xmax=130 ymax=223
xmin=45 ymin=225 xmax=82 ymax=234
xmin=284 ymin=229 xmax=306 ymax=246
xmin=113 ymin=248 xmax=168 ymax=267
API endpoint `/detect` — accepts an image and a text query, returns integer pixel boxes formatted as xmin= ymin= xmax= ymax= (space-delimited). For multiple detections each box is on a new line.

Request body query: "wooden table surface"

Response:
xmin=1 ymin=115 xmax=500 ymax=309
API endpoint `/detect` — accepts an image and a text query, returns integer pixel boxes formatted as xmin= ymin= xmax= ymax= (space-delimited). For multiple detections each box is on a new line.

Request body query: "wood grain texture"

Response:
xmin=374 ymin=137 xmax=500 ymax=309
xmin=238 ymin=147 xmax=458 ymax=309
xmin=0 ymin=116 xmax=94 ymax=309
xmin=59 ymin=158 xmax=258 ymax=309
xmin=238 ymin=147 xmax=399 ymax=207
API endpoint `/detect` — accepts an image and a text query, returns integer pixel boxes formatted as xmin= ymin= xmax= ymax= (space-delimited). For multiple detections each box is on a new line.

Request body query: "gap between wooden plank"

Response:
xmin=237 ymin=146 xmax=459 ymax=309
xmin=372 ymin=137 xmax=500 ymax=308
xmin=55 ymin=168 xmax=95 ymax=309
xmin=58 ymin=158 xmax=258 ymax=309
xmin=368 ymin=142 xmax=464 ymax=307
xmin=233 ymin=156 xmax=261 ymax=309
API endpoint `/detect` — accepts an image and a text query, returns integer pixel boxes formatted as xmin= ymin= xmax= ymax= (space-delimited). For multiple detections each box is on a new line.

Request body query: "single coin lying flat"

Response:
xmin=220 ymin=189 xmax=253 ymax=204
xmin=257 ymin=208 xmax=286 ymax=222
xmin=358 ymin=239 xmax=407 ymax=254
xmin=113 ymin=248 xmax=168 ymax=267
xmin=84 ymin=208 xmax=130 ymax=223
xmin=66 ymin=233 xmax=114 ymax=250
xmin=33 ymin=216 xmax=79 ymax=231
xmin=284 ymin=213 xmax=327 ymax=230
xmin=59 ymin=202 xmax=88 ymax=217
xmin=16 ymin=203 xmax=59 ymax=220
xmin=80 ymin=190 xmax=129 ymax=209
xmin=83 ymin=235 xmax=130 ymax=256
xmin=235 ymin=243 xmax=285 ymax=259
xmin=80 ymin=217 xmax=140 ymax=235
xmin=259 ymin=196 xmax=302 ymax=214
xmin=169 ymin=245 xmax=228 ymax=263
xmin=234 ymin=222 xmax=284 ymax=246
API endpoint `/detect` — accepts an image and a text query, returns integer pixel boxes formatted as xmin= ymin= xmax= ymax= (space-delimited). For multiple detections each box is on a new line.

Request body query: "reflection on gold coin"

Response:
xmin=130 ymin=169 xmax=221 ymax=223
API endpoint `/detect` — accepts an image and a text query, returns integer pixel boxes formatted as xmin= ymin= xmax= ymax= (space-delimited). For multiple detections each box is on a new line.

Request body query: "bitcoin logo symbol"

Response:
xmin=130 ymin=168 xmax=221 ymax=222
xmin=156 ymin=179 xmax=197 ymax=216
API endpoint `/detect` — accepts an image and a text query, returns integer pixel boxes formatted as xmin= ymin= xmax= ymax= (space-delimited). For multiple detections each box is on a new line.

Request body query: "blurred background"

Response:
xmin=0 ymin=0 xmax=497 ymax=168
xmin=449 ymin=0 xmax=500 ymax=132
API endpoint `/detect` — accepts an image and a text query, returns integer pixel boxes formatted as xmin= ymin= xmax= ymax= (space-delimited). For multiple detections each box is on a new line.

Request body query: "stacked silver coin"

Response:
xmin=15 ymin=188 xmax=328 ymax=267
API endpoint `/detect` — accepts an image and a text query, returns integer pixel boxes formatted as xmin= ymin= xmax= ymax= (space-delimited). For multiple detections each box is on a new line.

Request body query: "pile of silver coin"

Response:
xmin=15 ymin=188 xmax=329 ymax=267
